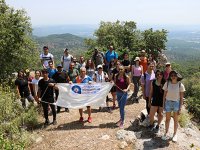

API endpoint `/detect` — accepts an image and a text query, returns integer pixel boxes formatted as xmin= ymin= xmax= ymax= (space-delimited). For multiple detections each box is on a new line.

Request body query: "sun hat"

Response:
xmin=134 ymin=57 xmax=140 ymax=61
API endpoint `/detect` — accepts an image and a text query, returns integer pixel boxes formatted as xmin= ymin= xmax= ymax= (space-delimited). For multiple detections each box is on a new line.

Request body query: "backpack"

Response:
xmin=167 ymin=81 xmax=181 ymax=89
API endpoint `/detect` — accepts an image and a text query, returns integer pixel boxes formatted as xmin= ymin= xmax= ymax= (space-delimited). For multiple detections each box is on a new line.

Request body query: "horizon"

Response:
xmin=6 ymin=0 xmax=200 ymax=28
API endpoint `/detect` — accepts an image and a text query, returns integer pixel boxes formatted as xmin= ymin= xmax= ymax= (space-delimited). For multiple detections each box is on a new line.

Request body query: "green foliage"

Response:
xmin=0 ymin=0 xmax=39 ymax=78
xmin=0 ymin=80 xmax=39 ymax=149
xmin=85 ymin=20 xmax=167 ymax=59
xmin=178 ymin=112 xmax=191 ymax=127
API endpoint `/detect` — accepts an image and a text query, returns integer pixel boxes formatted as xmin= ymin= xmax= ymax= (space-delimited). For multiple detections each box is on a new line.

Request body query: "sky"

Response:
xmin=5 ymin=0 xmax=200 ymax=27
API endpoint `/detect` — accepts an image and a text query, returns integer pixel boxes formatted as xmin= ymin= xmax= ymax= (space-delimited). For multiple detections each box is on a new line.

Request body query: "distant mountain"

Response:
xmin=33 ymin=24 xmax=97 ymax=37
xmin=34 ymin=33 xmax=87 ymax=62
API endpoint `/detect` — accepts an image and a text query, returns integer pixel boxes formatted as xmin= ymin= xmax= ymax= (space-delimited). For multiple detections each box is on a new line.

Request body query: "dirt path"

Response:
xmin=28 ymin=94 xmax=200 ymax=150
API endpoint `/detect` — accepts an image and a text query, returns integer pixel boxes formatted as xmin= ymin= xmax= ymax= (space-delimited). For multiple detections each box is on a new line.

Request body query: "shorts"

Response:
xmin=165 ymin=100 xmax=180 ymax=112
xmin=151 ymin=98 xmax=163 ymax=107
xmin=110 ymin=85 xmax=116 ymax=93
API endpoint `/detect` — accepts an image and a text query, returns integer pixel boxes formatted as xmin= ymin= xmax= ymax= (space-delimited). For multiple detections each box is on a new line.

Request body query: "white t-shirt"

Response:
xmin=93 ymin=71 xmax=108 ymax=83
xmin=61 ymin=54 xmax=73 ymax=71
xmin=40 ymin=53 xmax=54 ymax=68
xmin=31 ymin=77 xmax=43 ymax=95
xmin=163 ymin=81 xmax=186 ymax=101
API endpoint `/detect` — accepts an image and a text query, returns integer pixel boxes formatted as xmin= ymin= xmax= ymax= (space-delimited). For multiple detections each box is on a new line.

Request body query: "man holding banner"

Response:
xmin=74 ymin=67 xmax=93 ymax=123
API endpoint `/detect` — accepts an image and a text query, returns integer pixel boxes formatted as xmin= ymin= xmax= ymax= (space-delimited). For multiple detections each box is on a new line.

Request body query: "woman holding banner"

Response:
xmin=114 ymin=66 xmax=130 ymax=128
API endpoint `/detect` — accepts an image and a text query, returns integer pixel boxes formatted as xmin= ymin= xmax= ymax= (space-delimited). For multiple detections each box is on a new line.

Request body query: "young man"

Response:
xmin=52 ymin=64 xmax=70 ymax=113
xmin=61 ymin=48 xmax=73 ymax=72
xmin=73 ymin=67 xmax=93 ymax=123
xmin=92 ymin=48 xmax=105 ymax=68
xmin=38 ymin=69 xmax=58 ymax=125
xmin=40 ymin=46 xmax=54 ymax=69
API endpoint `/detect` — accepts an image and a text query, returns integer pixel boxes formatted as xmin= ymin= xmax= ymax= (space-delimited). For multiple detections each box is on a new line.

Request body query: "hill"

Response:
xmin=34 ymin=33 xmax=87 ymax=62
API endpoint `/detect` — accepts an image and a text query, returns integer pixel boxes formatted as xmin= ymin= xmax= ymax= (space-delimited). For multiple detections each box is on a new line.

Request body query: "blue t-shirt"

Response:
xmin=47 ymin=68 xmax=57 ymax=78
xmin=74 ymin=75 xmax=92 ymax=83
xmin=105 ymin=50 xmax=118 ymax=64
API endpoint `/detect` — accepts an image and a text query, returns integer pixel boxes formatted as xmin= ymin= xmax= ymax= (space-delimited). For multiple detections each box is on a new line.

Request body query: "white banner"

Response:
xmin=56 ymin=82 xmax=113 ymax=109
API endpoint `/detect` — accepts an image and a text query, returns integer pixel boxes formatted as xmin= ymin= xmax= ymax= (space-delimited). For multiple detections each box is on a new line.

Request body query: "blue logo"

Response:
xmin=71 ymin=85 xmax=81 ymax=94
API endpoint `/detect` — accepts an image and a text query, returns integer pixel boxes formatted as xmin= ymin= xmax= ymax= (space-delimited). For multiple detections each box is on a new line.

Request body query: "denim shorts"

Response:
xmin=165 ymin=100 xmax=180 ymax=112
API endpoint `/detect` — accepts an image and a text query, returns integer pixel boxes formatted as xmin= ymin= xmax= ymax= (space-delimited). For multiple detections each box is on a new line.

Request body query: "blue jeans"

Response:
xmin=117 ymin=91 xmax=128 ymax=122
xmin=132 ymin=76 xmax=141 ymax=97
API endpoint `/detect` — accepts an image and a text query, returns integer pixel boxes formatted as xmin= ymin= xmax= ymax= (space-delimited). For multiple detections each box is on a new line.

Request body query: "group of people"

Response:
xmin=15 ymin=45 xmax=185 ymax=142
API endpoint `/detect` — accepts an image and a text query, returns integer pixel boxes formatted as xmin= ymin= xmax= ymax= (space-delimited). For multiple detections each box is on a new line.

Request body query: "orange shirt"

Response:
xmin=140 ymin=57 xmax=148 ymax=73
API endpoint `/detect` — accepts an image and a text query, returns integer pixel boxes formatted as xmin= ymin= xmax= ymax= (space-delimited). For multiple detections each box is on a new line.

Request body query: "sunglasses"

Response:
xmin=119 ymin=69 xmax=124 ymax=71
xmin=98 ymin=68 xmax=103 ymax=69
xmin=156 ymin=73 xmax=163 ymax=76
xmin=116 ymin=64 xmax=120 ymax=65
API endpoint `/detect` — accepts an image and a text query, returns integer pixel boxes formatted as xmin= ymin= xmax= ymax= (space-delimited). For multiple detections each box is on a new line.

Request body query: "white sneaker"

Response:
xmin=162 ymin=133 xmax=170 ymax=140
xmin=172 ymin=134 xmax=177 ymax=142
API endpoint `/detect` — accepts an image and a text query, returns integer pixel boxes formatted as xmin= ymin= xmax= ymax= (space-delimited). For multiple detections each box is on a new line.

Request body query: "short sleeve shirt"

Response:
xmin=61 ymin=54 xmax=73 ymax=71
xmin=105 ymin=50 xmax=118 ymax=64
xmin=163 ymin=82 xmax=186 ymax=101
xmin=15 ymin=78 xmax=30 ymax=97
xmin=40 ymin=53 xmax=54 ymax=68
xmin=75 ymin=75 xmax=92 ymax=83
xmin=141 ymin=71 xmax=155 ymax=97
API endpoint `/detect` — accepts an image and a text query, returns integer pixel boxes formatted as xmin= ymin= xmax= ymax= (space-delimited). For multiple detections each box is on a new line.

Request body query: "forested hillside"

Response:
xmin=34 ymin=33 xmax=87 ymax=61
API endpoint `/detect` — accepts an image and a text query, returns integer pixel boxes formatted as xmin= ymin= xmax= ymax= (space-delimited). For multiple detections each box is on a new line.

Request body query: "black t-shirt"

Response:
xmin=121 ymin=59 xmax=130 ymax=73
xmin=15 ymin=78 xmax=30 ymax=97
xmin=52 ymin=71 xmax=69 ymax=83
xmin=38 ymin=78 xmax=55 ymax=101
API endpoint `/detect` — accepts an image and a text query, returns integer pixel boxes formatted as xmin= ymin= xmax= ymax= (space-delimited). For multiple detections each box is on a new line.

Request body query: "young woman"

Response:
xmin=15 ymin=70 xmax=34 ymax=108
xmin=131 ymin=57 xmax=143 ymax=102
xmin=162 ymin=70 xmax=185 ymax=142
xmin=163 ymin=62 xmax=172 ymax=80
xmin=31 ymin=70 xmax=43 ymax=103
xmin=86 ymin=59 xmax=96 ymax=78
xmin=148 ymin=70 xmax=165 ymax=131
xmin=114 ymin=66 xmax=130 ymax=128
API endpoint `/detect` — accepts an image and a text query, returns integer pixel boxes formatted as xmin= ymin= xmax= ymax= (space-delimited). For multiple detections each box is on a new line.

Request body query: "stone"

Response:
xmin=116 ymin=130 xmax=136 ymax=143
xmin=100 ymin=134 xmax=110 ymax=140
xmin=119 ymin=141 xmax=128 ymax=149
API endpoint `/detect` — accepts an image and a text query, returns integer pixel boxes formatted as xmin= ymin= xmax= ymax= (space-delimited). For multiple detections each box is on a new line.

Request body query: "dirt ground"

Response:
xmin=28 ymin=92 xmax=200 ymax=150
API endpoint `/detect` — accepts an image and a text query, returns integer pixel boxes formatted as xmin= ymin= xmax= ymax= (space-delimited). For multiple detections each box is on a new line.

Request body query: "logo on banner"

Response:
xmin=71 ymin=85 xmax=82 ymax=94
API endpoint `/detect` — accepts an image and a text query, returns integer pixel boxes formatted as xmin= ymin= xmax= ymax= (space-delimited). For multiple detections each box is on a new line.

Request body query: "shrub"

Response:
xmin=178 ymin=112 xmax=191 ymax=128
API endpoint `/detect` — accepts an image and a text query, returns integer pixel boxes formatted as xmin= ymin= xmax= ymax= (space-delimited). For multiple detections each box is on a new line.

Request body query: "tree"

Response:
xmin=0 ymin=0 xmax=39 ymax=78
xmin=85 ymin=21 xmax=167 ymax=60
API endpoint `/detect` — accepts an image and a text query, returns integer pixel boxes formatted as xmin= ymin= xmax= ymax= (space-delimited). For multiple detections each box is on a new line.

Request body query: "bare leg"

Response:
xmin=79 ymin=109 xmax=83 ymax=117
xmin=158 ymin=107 xmax=163 ymax=126
xmin=165 ymin=112 xmax=171 ymax=134
xmin=111 ymin=92 xmax=116 ymax=107
xmin=87 ymin=106 xmax=91 ymax=118
xmin=149 ymin=106 xmax=158 ymax=125
xmin=173 ymin=112 xmax=178 ymax=135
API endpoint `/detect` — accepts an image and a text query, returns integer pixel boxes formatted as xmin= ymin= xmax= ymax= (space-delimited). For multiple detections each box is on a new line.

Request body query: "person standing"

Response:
xmin=52 ymin=64 xmax=70 ymax=113
xmin=141 ymin=62 xmax=155 ymax=115
xmin=86 ymin=59 xmax=96 ymax=78
xmin=114 ymin=66 xmax=130 ymax=128
xmin=61 ymin=48 xmax=73 ymax=72
xmin=105 ymin=45 xmax=118 ymax=72
xmin=31 ymin=70 xmax=43 ymax=103
xmin=38 ymin=69 xmax=58 ymax=125
xmin=47 ymin=61 xmax=57 ymax=78
xmin=73 ymin=67 xmax=93 ymax=123
xmin=162 ymin=70 xmax=185 ymax=142
xmin=92 ymin=48 xmax=105 ymax=68
xmin=40 ymin=46 xmax=54 ymax=69
xmin=79 ymin=56 xmax=86 ymax=68
xmin=15 ymin=70 xmax=34 ymax=108
xmin=139 ymin=50 xmax=148 ymax=73
xmin=68 ymin=62 xmax=79 ymax=82
xmin=148 ymin=70 xmax=165 ymax=132
xmin=121 ymin=52 xmax=131 ymax=76
xmin=131 ymin=57 xmax=143 ymax=102
xmin=164 ymin=62 xmax=172 ymax=80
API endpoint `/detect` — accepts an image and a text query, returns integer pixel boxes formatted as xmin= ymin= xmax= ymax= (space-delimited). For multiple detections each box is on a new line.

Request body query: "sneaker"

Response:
xmin=79 ymin=117 xmax=84 ymax=122
xmin=52 ymin=120 xmax=57 ymax=125
xmin=172 ymin=134 xmax=177 ymax=142
xmin=107 ymin=107 xmax=112 ymax=113
xmin=147 ymin=124 xmax=154 ymax=131
xmin=87 ymin=117 xmax=92 ymax=123
xmin=44 ymin=119 xmax=50 ymax=126
xmin=161 ymin=133 xmax=170 ymax=140
xmin=65 ymin=108 xmax=69 ymax=112
xmin=119 ymin=122 xmax=124 ymax=129
xmin=154 ymin=125 xmax=159 ymax=133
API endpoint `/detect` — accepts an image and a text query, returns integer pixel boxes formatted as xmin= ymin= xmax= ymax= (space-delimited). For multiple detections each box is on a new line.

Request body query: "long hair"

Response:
xmin=155 ymin=70 xmax=166 ymax=86
xmin=86 ymin=59 xmax=95 ymax=69
xmin=17 ymin=70 xmax=25 ymax=78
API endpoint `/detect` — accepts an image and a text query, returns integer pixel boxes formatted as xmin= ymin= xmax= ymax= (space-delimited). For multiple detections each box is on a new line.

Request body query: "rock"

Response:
xmin=35 ymin=137 xmax=43 ymax=143
xmin=116 ymin=130 xmax=136 ymax=144
xmin=135 ymin=131 xmax=142 ymax=139
xmin=100 ymin=134 xmax=110 ymax=140
xmin=119 ymin=141 xmax=128 ymax=149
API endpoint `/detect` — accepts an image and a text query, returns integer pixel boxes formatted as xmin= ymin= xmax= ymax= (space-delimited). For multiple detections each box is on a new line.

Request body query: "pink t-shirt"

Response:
xmin=132 ymin=65 xmax=142 ymax=76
